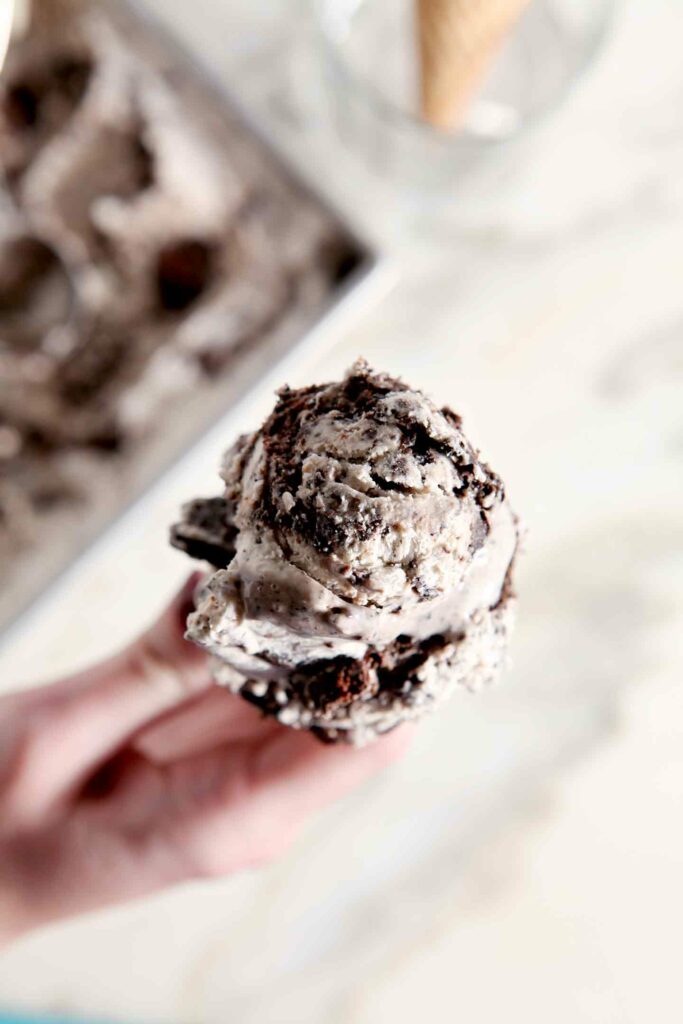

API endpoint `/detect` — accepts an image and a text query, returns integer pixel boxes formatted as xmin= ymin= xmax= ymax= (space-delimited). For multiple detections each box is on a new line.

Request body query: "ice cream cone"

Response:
xmin=416 ymin=0 xmax=532 ymax=130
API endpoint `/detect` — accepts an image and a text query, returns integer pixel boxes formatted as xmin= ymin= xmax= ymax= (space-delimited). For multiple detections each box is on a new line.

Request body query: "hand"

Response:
xmin=0 ymin=575 xmax=409 ymax=945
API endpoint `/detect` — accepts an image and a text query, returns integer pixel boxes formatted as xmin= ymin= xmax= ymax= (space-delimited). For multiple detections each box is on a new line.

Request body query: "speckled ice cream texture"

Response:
xmin=172 ymin=361 xmax=520 ymax=744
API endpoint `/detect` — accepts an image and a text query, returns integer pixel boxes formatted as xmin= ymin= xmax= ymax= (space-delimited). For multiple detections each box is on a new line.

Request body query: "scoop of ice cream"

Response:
xmin=233 ymin=366 xmax=502 ymax=606
xmin=172 ymin=361 xmax=519 ymax=744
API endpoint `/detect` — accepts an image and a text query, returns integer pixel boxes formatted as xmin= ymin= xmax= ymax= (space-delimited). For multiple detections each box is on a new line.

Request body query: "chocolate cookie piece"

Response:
xmin=170 ymin=496 xmax=237 ymax=569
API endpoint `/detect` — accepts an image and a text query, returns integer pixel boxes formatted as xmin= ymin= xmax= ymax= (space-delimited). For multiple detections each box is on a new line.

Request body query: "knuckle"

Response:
xmin=128 ymin=634 xmax=178 ymax=691
xmin=0 ymin=715 xmax=50 ymax=824
xmin=197 ymin=852 xmax=233 ymax=879
xmin=182 ymin=841 xmax=232 ymax=881
xmin=161 ymin=824 xmax=233 ymax=882
xmin=179 ymin=830 xmax=289 ymax=880
xmin=127 ymin=630 xmax=199 ymax=700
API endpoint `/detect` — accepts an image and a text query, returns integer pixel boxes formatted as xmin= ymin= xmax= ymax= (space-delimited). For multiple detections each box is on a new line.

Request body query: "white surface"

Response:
xmin=1 ymin=1 xmax=682 ymax=1022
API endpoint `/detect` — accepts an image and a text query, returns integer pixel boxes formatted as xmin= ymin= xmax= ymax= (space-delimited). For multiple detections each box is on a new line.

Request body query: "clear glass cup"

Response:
xmin=313 ymin=0 xmax=613 ymax=193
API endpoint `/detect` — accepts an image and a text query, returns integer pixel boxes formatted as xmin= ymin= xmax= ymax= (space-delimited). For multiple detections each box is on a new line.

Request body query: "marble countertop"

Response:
xmin=0 ymin=1 xmax=682 ymax=1021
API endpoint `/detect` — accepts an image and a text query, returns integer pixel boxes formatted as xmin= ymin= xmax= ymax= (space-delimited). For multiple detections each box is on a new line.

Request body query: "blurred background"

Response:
xmin=0 ymin=1 xmax=681 ymax=1022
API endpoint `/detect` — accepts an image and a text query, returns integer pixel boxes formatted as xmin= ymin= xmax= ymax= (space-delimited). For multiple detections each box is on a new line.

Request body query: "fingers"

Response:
xmin=246 ymin=724 xmax=413 ymax=833
xmin=2 ymin=724 xmax=411 ymax=935
xmin=152 ymin=724 xmax=413 ymax=879
xmin=2 ymin=574 xmax=211 ymax=823
xmin=134 ymin=686 xmax=280 ymax=764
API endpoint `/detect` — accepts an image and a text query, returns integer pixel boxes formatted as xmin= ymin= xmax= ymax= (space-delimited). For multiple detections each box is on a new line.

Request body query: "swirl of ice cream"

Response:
xmin=172 ymin=361 xmax=520 ymax=744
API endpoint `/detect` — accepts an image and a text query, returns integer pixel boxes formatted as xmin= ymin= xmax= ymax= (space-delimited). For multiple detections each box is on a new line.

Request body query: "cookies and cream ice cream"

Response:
xmin=172 ymin=361 xmax=519 ymax=744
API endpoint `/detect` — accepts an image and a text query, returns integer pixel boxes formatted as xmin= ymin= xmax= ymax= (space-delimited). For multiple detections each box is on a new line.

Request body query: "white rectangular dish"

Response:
xmin=0 ymin=0 xmax=389 ymax=643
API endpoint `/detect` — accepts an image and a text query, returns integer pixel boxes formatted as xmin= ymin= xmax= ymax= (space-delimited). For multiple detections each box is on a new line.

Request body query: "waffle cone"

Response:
xmin=417 ymin=0 xmax=531 ymax=130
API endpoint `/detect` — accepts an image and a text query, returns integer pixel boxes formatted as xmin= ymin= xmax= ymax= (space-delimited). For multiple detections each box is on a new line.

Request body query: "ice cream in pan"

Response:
xmin=172 ymin=360 xmax=519 ymax=745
